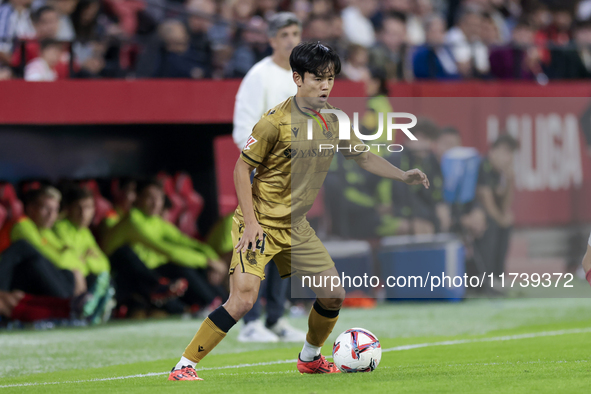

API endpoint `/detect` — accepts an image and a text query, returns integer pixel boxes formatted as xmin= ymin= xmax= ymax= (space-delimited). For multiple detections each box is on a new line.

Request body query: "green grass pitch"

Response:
xmin=1 ymin=296 xmax=591 ymax=393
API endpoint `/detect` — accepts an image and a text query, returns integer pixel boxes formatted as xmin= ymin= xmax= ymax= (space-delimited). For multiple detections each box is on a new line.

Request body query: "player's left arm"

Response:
xmin=354 ymin=152 xmax=430 ymax=188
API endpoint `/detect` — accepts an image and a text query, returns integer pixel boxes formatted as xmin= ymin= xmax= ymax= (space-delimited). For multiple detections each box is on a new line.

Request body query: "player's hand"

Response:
xmin=403 ymin=169 xmax=429 ymax=189
xmin=235 ymin=222 xmax=265 ymax=254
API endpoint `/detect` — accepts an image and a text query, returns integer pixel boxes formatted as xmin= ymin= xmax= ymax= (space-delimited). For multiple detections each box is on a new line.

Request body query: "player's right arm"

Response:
xmin=233 ymin=117 xmax=278 ymax=253
xmin=233 ymin=158 xmax=264 ymax=253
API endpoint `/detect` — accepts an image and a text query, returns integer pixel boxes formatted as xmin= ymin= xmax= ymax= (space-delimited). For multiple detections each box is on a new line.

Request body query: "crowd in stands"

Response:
xmin=1 ymin=0 xmax=591 ymax=81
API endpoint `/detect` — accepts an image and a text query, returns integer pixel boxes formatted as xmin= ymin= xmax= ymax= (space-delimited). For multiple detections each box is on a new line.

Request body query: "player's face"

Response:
xmin=270 ymin=24 xmax=301 ymax=60
xmin=295 ymin=70 xmax=334 ymax=108
xmin=69 ymin=197 xmax=95 ymax=228
xmin=136 ymin=186 xmax=165 ymax=217
xmin=28 ymin=196 xmax=60 ymax=229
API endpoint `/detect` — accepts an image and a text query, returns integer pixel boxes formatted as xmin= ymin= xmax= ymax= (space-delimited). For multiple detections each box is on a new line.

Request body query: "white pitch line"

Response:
xmin=1 ymin=327 xmax=589 ymax=389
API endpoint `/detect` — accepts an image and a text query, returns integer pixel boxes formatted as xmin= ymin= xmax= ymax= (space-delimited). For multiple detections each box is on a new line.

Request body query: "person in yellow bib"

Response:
xmin=6 ymin=186 xmax=87 ymax=297
xmin=103 ymin=179 xmax=227 ymax=312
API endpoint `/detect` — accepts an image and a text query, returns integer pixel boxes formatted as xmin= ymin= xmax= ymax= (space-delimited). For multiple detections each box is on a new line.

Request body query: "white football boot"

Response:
xmin=268 ymin=318 xmax=307 ymax=342
xmin=237 ymin=320 xmax=280 ymax=343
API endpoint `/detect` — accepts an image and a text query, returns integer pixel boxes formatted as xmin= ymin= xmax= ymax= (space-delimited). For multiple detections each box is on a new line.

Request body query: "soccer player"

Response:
xmin=168 ymin=42 xmax=429 ymax=381
xmin=232 ymin=11 xmax=305 ymax=343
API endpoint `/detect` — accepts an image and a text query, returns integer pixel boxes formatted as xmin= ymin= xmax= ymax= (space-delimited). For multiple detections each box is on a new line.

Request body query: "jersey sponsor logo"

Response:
xmin=198 ymin=346 xmax=205 ymax=352
xmin=291 ymin=127 xmax=299 ymax=137
xmin=243 ymin=136 xmax=257 ymax=150
xmin=285 ymin=147 xmax=335 ymax=159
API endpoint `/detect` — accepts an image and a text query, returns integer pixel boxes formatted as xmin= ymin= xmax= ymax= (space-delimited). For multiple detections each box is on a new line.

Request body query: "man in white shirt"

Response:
xmin=232 ymin=12 xmax=306 ymax=343
xmin=445 ymin=6 xmax=489 ymax=77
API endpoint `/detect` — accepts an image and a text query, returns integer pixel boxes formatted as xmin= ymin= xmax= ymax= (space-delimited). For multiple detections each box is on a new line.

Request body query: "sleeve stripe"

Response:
xmin=241 ymin=152 xmax=262 ymax=165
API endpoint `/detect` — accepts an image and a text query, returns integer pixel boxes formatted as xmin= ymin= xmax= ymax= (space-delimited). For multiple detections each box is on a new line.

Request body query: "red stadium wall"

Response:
xmin=1 ymin=80 xmax=590 ymax=228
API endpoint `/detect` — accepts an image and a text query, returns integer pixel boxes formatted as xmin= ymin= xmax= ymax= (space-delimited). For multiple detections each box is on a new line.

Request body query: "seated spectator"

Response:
xmin=303 ymin=14 xmax=331 ymax=43
xmin=549 ymin=20 xmax=591 ymax=79
xmin=153 ymin=19 xmax=210 ymax=78
xmin=54 ymin=186 xmax=110 ymax=283
xmin=185 ymin=0 xmax=214 ymax=78
xmin=341 ymin=0 xmax=376 ymax=47
xmin=474 ymin=134 xmax=519 ymax=278
xmin=103 ymin=179 xmax=227 ymax=311
xmin=224 ymin=16 xmax=270 ymax=78
xmin=46 ymin=0 xmax=78 ymax=41
xmin=0 ymin=0 xmax=36 ymax=64
xmin=342 ymin=43 xmax=370 ymax=82
xmin=24 ymin=38 xmax=63 ymax=80
xmin=389 ymin=118 xmax=450 ymax=234
xmin=481 ymin=12 xmax=502 ymax=47
xmin=71 ymin=0 xmax=120 ymax=78
xmin=12 ymin=6 xmax=71 ymax=79
xmin=489 ymin=20 xmax=544 ymax=80
xmin=369 ymin=11 xmax=408 ymax=81
xmin=413 ymin=15 xmax=461 ymax=80
xmin=445 ymin=6 xmax=489 ymax=77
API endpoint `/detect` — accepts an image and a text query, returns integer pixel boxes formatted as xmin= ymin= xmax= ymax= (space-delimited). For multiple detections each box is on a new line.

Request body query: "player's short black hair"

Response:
xmin=62 ymin=186 xmax=93 ymax=207
xmin=492 ymin=134 xmax=519 ymax=151
xmin=290 ymin=41 xmax=341 ymax=80
xmin=136 ymin=178 xmax=163 ymax=195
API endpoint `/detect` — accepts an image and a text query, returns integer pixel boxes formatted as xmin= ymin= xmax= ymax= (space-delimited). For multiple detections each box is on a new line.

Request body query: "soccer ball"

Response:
xmin=332 ymin=328 xmax=382 ymax=373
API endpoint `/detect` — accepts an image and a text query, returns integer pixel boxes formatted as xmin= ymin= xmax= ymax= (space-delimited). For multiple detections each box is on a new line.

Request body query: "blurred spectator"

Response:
xmin=341 ymin=0 xmax=377 ymax=47
xmin=290 ymin=0 xmax=310 ymax=25
xmin=326 ymin=14 xmax=348 ymax=59
xmin=389 ymin=118 xmax=449 ymax=234
xmin=413 ymin=14 xmax=461 ymax=80
xmin=368 ymin=11 xmax=408 ymax=81
xmin=185 ymin=0 xmax=214 ymax=78
xmin=257 ymin=0 xmax=278 ymax=20
xmin=101 ymin=0 xmax=154 ymax=38
xmin=153 ymin=19 xmax=210 ymax=78
xmin=310 ymin=0 xmax=333 ymax=16
xmin=0 ymin=0 xmax=36 ymax=64
xmin=224 ymin=16 xmax=269 ymax=78
xmin=474 ymin=134 xmax=519 ymax=278
xmin=303 ymin=13 xmax=331 ymax=42
xmin=11 ymin=5 xmax=72 ymax=79
xmin=549 ymin=20 xmax=591 ymax=79
xmin=445 ymin=6 xmax=489 ymax=77
xmin=342 ymin=43 xmax=370 ymax=81
xmin=489 ymin=19 xmax=544 ymax=80
xmin=46 ymin=0 xmax=78 ymax=41
xmin=71 ymin=0 xmax=120 ymax=78
xmin=24 ymin=38 xmax=62 ymax=80
xmin=481 ymin=12 xmax=502 ymax=47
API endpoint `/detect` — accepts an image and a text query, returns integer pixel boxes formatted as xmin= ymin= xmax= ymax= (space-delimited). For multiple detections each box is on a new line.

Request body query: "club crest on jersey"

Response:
xmin=244 ymin=136 xmax=257 ymax=150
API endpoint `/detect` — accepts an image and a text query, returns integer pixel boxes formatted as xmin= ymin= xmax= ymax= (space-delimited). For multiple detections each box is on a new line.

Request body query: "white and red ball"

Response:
xmin=332 ymin=328 xmax=382 ymax=373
